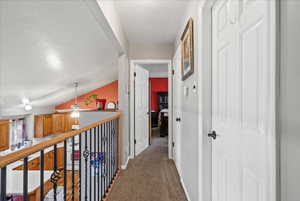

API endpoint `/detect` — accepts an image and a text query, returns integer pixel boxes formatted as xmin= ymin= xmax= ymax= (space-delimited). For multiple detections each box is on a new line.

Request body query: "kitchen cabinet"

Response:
xmin=34 ymin=115 xmax=44 ymax=138
xmin=35 ymin=113 xmax=79 ymax=138
xmin=53 ymin=113 xmax=65 ymax=134
xmin=35 ymin=115 xmax=53 ymax=138
xmin=44 ymin=115 xmax=53 ymax=136
xmin=64 ymin=114 xmax=79 ymax=132
xmin=0 ymin=120 xmax=9 ymax=151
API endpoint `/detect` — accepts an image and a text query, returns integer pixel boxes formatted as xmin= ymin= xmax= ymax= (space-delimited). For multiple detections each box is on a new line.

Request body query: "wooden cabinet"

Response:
xmin=64 ymin=114 xmax=79 ymax=132
xmin=35 ymin=115 xmax=53 ymax=138
xmin=0 ymin=120 xmax=9 ymax=151
xmin=34 ymin=116 xmax=44 ymax=138
xmin=53 ymin=114 xmax=65 ymax=134
xmin=35 ymin=113 xmax=79 ymax=138
xmin=44 ymin=115 xmax=53 ymax=136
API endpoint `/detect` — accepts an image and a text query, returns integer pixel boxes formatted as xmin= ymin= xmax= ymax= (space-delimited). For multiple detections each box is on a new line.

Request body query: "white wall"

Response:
xmin=79 ymin=111 xmax=117 ymax=128
xmin=129 ymin=43 xmax=174 ymax=60
xmin=25 ymin=114 xmax=34 ymax=140
xmin=149 ymin=71 xmax=168 ymax=78
xmin=96 ymin=0 xmax=131 ymax=167
xmin=97 ymin=0 xmax=129 ymax=54
xmin=173 ymin=2 xmax=202 ymax=201
xmin=118 ymin=54 xmax=131 ymax=167
xmin=280 ymin=1 xmax=300 ymax=200
xmin=173 ymin=1 xmax=213 ymax=201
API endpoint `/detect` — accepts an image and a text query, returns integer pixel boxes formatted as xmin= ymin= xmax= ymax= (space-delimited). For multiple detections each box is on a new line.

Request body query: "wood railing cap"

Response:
xmin=0 ymin=112 xmax=121 ymax=168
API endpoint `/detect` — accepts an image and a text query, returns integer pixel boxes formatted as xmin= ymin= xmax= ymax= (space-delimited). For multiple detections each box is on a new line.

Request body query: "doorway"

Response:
xmin=149 ymin=78 xmax=169 ymax=143
xmin=130 ymin=60 xmax=173 ymax=158
xmin=172 ymin=45 xmax=182 ymax=174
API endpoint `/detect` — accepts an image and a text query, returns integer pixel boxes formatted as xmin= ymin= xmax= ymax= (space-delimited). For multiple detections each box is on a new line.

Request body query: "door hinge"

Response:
xmin=172 ymin=142 xmax=175 ymax=147
xmin=134 ymin=72 xmax=136 ymax=77
xmin=134 ymin=139 xmax=137 ymax=144
xmin=172 ymin=69 xmax=175 ymax=75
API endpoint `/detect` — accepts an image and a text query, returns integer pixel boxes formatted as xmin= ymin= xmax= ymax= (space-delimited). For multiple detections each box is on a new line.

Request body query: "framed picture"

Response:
xmin=181 ymin=18 xmax=194 ymax=81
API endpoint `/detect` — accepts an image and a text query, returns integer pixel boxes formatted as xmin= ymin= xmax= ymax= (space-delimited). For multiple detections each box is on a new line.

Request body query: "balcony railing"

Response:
xmin=0 ymin=113 xmax=121 ymax=201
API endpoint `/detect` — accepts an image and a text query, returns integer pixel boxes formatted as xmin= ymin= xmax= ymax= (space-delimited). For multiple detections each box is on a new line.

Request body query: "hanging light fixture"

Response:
xmin=22 ymin=98 xmax=32 ymax=111
xmin=71 ymin=82 xmax=80 ymax=118
xmin=24 ymin=104 xmax=33 ymax=111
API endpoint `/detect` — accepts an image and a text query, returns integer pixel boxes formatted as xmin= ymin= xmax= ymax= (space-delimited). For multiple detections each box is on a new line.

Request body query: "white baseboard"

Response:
xmin=175 ymin=163 xmax=191 ymax=201
xmin=121 ymin=156 xmax=131 ymax=170
xmin=135 ymin=144 xmax=149 ymax=156
xmin=180 ymin=176 xmax=191 ymax=201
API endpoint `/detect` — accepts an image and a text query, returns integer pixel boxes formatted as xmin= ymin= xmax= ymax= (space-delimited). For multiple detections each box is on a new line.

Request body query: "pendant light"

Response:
xmin=71 ymin=82 xmax=80 ymax=118
xmin=22 ymin=98 xmax=32 ymax=111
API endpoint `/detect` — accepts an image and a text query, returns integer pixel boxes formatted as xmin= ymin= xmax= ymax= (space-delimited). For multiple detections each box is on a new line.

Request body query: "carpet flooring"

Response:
xmin=107 ymin=129 xmax=188 ymax=201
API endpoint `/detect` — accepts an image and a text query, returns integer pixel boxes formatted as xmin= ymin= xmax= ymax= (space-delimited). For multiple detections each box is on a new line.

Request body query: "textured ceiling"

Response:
xmin=0 ymin=0 xmax=119 ymax=116
xmin=114 ymin=0 xmax=189 ymax=44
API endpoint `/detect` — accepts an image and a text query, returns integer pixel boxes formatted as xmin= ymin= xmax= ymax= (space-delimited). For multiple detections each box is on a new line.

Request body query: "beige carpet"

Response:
xmin=108 ymin=129 xmax=188 ymax=201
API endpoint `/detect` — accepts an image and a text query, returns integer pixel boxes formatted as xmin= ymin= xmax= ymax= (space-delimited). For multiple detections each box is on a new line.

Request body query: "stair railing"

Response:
xmin=0 ymin=112 xmax=121 ymax=201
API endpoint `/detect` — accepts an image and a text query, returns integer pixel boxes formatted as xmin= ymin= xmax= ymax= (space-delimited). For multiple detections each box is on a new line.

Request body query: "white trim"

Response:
xmin=173 ymin=156 xmax=190 ymax=201
xmin=135 ymin=144 xmax=149 ymax=156
xmin=121 ymin=156 xmax=130 ymax=170
xmin=198 ymin=1 xmax=214 ymax=201
xmin=84 ymin=0 xmax=124 ymax=55
xmin=167 ymin=60 xmax=173 ymax=159
xmin=177 ymin=167 xmax=191 ymax=201
xmin=130 ymin=59 xmax=173 ymax=159
xmin=268 ymin=2 xmax=278 ymax=201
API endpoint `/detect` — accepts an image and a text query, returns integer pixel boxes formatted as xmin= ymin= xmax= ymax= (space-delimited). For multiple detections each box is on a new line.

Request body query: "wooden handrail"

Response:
xmin=0 ymin=112 xmax=121 ymax=168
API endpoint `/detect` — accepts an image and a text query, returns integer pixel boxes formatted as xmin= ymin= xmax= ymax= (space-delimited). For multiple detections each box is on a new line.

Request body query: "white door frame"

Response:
xmin=197 ymin=1 xmax=215 ymax=201
xmin=198 ymin=0 xmax=278 ymax=201
xmin=130 ymin=59 xmax=173 ymax=159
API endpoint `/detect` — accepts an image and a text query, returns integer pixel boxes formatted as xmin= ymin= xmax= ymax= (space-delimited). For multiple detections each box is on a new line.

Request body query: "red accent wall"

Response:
xmin=150 ymin=78 xmax=168 ymax=112
xmin=55 ymin=81 xmax=118 ymax=110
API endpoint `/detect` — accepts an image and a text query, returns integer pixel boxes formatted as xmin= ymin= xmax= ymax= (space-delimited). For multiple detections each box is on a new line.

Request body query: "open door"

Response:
xmin=173 ymin=45 xmax=182 ymax=173
xmin=134 ymin=65 xmax=150 ymax=156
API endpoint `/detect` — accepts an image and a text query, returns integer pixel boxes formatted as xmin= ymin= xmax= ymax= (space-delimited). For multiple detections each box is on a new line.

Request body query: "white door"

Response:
xmin=173 ymin=45 xmax=182 ymax=174
xmin=212 ymin=1 xmax=276 ymax=201
xmin=134 ymin=65 xmax=150 ymax=156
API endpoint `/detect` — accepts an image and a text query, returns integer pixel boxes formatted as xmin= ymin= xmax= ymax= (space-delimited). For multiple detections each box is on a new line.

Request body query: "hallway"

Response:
xmin=108 ymin=130 xmax=187 ymax=201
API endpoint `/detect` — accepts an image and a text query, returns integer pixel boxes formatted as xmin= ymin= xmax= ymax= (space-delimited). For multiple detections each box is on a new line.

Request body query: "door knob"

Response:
xmin=176 ymin=117 xmax=181 ymax=122
xmin=208 ymin=131 xmax=217 ymax=140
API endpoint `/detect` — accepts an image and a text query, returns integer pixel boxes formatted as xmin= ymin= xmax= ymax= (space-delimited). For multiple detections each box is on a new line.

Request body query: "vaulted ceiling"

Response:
xmin=0 ymin=0 xmax=189 ymax=117
xmin=0 ymin=0 xmax=119 ymax=116
xmin=114 ymin=0 xmax=189 ymax=44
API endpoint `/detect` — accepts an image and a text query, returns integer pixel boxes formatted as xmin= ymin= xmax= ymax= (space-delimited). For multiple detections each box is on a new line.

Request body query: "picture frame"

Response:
xmin=181 ymin=18 xmax=194 ymax=81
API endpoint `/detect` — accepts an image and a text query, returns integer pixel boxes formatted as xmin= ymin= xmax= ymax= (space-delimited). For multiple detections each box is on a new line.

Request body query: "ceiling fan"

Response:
xmin=70 ymin=82 xmax=80 ymax=118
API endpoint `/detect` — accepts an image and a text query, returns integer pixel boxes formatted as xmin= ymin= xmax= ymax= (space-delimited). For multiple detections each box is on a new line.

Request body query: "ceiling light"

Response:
xmin=22 ymin=98 xmax=30 ymax=105
xmin=71 ymin=82 xmax=80 ymax=118
xmin=24 ymin=104 xmax=32 ymax=111
xmin=71 ymin=110 xmax=80 ymax=118
xmin=46 ymin=51 xmax=61 ymax=69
